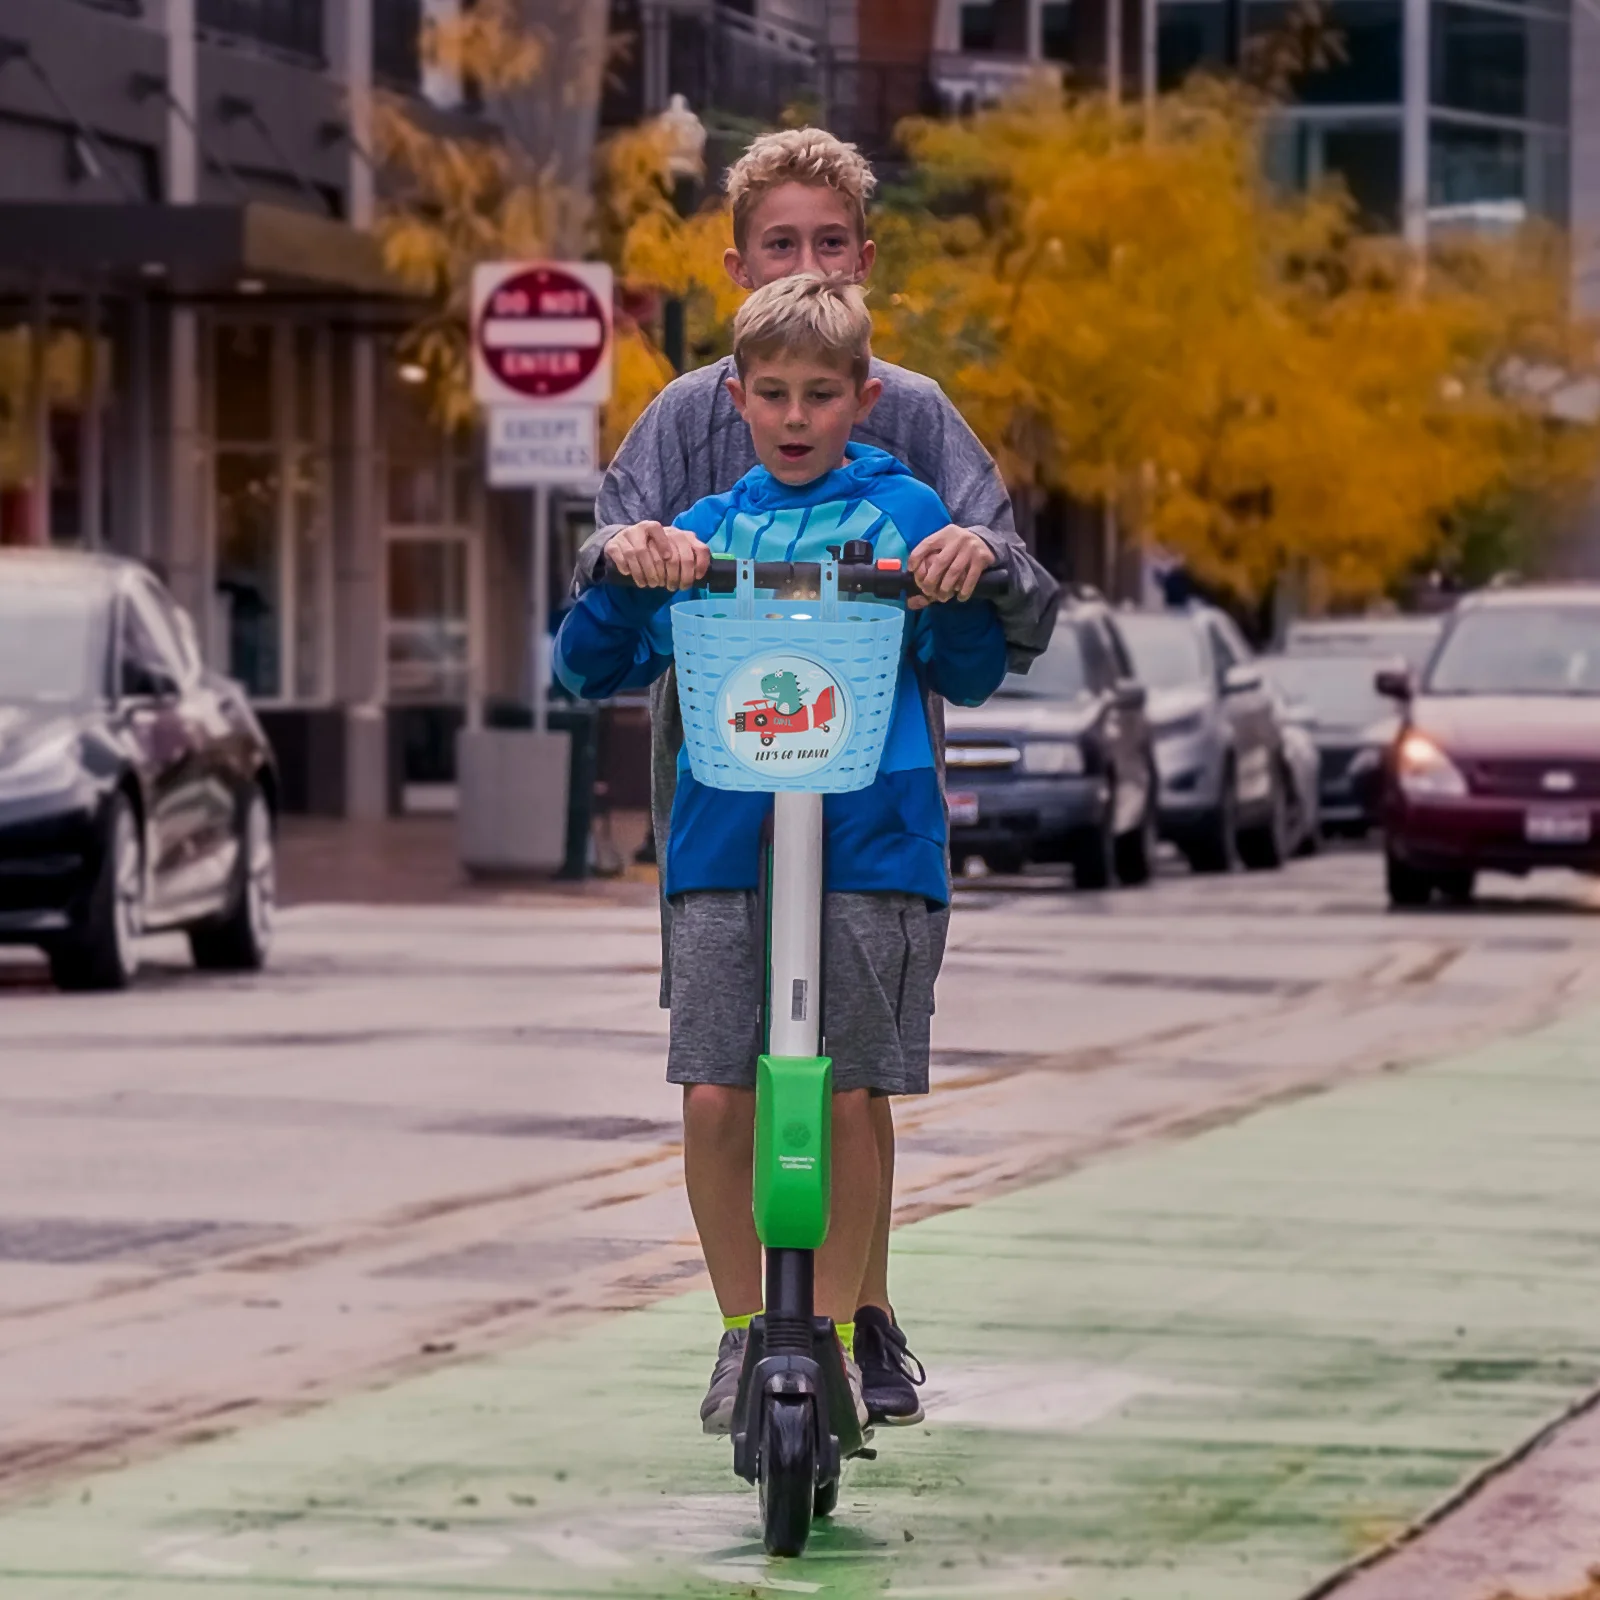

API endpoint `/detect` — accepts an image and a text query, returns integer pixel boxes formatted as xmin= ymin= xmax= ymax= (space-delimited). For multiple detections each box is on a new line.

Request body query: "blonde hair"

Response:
xmin=725 ymin=127 xmax=877 ymax=251
xmin=732 ymin=275 xmax=874 ymax=387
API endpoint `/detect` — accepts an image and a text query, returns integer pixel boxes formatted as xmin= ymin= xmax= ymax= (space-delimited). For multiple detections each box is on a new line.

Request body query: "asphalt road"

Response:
xmin=2 ymin=847 xmax=1599 ymax=1596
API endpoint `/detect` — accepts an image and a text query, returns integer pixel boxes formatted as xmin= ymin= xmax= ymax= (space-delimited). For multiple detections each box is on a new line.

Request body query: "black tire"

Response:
xmin=813 ymin=1475 xmax=840 ymax=1519
xmin=1073 ymin=796 xmax=1116 ymax=890
xmin=1184 ymin=766 xmax=1238 ymax=874
xmin=1115 ymin=778 xmax=1158 ymax=886
xmin=1386 ymin=851 xmax=1435 ymax=908
xmin=1437 ymin=869 xmax=1477 ymax=906
xmin=759 ymin=1398 xmax=816 ymax=1558
xmin=190 ymin=788 xmax=276 ymax=972
xmin=1238 ymin=765 xmax=1289 ymax=872
xmin=50 ymin=793 xmax=143 ymax=993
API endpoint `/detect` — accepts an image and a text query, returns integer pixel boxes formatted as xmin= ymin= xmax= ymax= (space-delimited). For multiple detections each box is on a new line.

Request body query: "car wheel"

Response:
xmin=1386 ymin=850 xmax=1435 ymax=908
xmin=1238 ymin=764 xmax=1289 ymax=872
xmin=1184 ymin=765 xmax=1239 ymax=874
xmin=1073 ymin=797 xmax=1116 ymax=890
xmin=1114 ymin=777 xmax=1158 ymax=886
xmin=49 ymin=793 xmax=144 ymax=992
xmin=189 ymin=788 xmax=276 ymax=972
xmin=1437 ymin=869 xmax=1476 ymax=907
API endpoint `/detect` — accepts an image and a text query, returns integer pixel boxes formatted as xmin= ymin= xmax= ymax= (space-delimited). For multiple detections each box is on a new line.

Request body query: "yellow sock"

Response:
xmin=722 ymin=1312 xmax=755 ymax=1333
xmin=837 ymin=1320 xmax=855 ymax=1358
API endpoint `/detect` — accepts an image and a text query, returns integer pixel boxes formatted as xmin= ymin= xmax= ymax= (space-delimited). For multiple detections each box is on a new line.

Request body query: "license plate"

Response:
xmin=948 ymin=791 xmax=980 ymax=826
xmin=1525 ymin=808 xmax=1592 ymax=844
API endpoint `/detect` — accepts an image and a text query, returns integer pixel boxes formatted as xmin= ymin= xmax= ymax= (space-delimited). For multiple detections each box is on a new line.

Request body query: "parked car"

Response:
xmin=946 ymin=591 xmax=1156 ymax=887
xmin=1265 ymin=679 xmax=1324 ymax=855
xmin=1285 ymin=615 xmax=1443 ymax=672
xmin=0 ymin=551 xmax=279 ymax=990
xmin=1378 ymin=583 xmax=1600 ymax=906
xmin=1116 ymin=606 xmax=1290 ymax=873
xmin=1263 ymin=653 xmax=1402 ymax=835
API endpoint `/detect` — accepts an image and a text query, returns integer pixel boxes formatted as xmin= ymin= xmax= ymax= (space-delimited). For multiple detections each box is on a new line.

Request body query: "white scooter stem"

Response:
xmin=766 ymin=790 xmax=824 ymax=1059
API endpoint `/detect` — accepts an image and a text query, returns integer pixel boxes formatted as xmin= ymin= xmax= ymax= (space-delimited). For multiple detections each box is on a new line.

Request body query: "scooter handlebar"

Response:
xmin=602 ymin=555 xmax=1010 ymax=601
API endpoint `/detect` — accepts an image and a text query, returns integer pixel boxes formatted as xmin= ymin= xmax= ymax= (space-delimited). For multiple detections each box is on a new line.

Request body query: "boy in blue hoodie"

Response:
xmin=555 ymin=276 xmax=1006 ymax=1431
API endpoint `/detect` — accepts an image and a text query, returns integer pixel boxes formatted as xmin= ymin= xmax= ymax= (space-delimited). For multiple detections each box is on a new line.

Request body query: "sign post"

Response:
xmin=460 ymin=261 xmax=613 ymax=875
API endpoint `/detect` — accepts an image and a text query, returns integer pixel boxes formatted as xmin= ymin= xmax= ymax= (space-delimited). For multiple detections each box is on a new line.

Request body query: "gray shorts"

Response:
xmin=665 ymin=891 xmax=946 ymax=1095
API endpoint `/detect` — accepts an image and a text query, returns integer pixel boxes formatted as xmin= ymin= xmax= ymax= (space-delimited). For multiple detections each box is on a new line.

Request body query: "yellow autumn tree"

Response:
xmin=373 ymin=0 xmax=668 ymax=452
xmin=873 ymin=84 xmax=1600 ymax=603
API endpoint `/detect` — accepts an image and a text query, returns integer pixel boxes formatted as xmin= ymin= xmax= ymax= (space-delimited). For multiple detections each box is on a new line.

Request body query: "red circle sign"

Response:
xmin=478 ymin=266 xmax=608 ymax=400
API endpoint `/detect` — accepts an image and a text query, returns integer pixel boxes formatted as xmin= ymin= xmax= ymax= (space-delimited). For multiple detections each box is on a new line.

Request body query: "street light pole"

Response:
xmin=657 ymin=94 xmax=706 ymax=376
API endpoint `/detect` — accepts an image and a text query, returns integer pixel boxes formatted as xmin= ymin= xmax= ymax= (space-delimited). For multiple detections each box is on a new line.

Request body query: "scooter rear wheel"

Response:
xmin=759 ymin=1396 xmax=816 ymax=1556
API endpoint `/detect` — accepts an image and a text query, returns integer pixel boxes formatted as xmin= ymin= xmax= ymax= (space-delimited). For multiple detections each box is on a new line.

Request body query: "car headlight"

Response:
xmin=1155 ymin=711 xmax=1206 ymax=741
xmin=1021 ymin=740 xmax=1086 ymax=776
xmin=1397 ymin=731 xmax=1466 ymax=798
xmin=0 ymin=734 xmax=81 ymax=801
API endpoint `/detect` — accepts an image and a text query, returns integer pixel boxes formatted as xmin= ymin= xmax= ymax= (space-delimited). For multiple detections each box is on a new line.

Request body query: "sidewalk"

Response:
xmin=278 ymin=812 xmax=656 ymax=908
xmin=3 ymin=1008 xmax=1599 ymax=1598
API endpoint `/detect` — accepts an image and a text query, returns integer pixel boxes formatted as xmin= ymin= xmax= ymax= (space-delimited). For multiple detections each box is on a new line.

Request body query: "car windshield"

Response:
xmin=1287 ymin=621 xmax=1439 ymax=670
xmin=1117 ymin=614 xmax=1207 ymax=688
xmin=997 ymin=627 xmax=1088 ymax=699
xmin=1426 ymin=607 xmax=1600 ymax=696
xmin=1263 ymin=656 xmax=1394 ymax=725
xmin=0 ymin=582 xmax=109 ymax=703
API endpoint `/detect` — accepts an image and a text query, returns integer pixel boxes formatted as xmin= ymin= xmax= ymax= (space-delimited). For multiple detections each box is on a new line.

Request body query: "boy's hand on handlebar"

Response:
xmin=606 ymin=522 xmax=712 ymax=591
xmin=906 ymin=526 xmax=996 ymax=609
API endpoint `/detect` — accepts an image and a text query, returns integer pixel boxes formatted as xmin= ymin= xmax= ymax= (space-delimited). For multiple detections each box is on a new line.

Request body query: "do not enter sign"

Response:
xmin=471 ymin=261 xmax=614 ymax=408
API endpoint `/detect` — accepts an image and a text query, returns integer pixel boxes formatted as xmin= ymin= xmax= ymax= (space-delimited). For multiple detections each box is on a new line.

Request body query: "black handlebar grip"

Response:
xmin=603 ymin=557 xmax=1011 ymax=600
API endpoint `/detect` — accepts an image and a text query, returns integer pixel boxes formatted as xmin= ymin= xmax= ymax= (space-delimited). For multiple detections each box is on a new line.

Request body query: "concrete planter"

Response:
xmin=456 ymin=727 xmax=572 ymax=875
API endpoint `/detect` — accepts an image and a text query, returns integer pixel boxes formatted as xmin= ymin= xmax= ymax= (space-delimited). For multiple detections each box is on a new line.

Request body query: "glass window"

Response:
xmin=1269 ymin=118 xmax=1403 ymax=228
xmin=1432 ymin=2 xmax=1569 ymax=125
xmin=216 ymin=451 xmax=281 ymax=698
xmin=196 ymin=0 xmax=325 ymax=61
xmin=1430 ymin=120 xmax=1569 ymax=225
xmin=1253 ymin=0 xmax=1403 ymax=104
xmin=1117 ymin=614 xmax=1210 ymax=689
xmin=387 ymin=539 xmax=470 ymax=703
xmin=215 ymin=325 xmax=275 ymax=444
xmin=960 ymin=2 xmax=998 ymax=50
xmin=292 ymin=457 xmax=327 ymax=700
xmin=120 ymin=593 xmax=183 ymax=694
xmin=1081 ymin=622 xmax=1117 ymax=691
xmin=1263 ymin=655 xmax=1395 ymax=724
xmin=997 ymin=625 xmax=1088 ymax=699
xmin=1427 ymin=607 xmax=1600 ymax=695
xmin=129 ymin=583 xmax=190 ymax=682
xmin=294 ymin=325 xmax=319 ymax=446
xmin=1042 ymin=1 xmax=1073 ymax=60
xmin=1159 ymin=1 xmax=1225 ymax=88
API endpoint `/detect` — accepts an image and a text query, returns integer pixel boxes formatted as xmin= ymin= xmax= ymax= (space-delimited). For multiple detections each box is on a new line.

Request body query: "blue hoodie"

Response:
xmin=555 ymin=444 xmax=1006 ymax=904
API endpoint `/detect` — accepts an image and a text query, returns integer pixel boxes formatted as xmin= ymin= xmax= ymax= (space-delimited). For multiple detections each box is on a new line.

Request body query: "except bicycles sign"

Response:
xmin=471 ymin=261 xmax=614 ymax=408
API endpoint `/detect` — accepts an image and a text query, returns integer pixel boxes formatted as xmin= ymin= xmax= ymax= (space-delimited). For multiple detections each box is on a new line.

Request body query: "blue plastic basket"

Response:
xmin=671 ymin=558 xmax=906 ymax=794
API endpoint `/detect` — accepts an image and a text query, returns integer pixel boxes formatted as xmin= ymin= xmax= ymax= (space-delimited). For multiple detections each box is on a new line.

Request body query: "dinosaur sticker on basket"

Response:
xmin=716 ymin=654 xmax=853 ymax=778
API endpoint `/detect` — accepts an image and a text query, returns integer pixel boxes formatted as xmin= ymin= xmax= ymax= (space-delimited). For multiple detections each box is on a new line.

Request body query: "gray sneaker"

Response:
xmin=700 ymin=1328 xmax=748 ymax=1435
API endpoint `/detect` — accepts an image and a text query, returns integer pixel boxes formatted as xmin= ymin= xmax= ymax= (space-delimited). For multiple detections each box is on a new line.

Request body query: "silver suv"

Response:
xmin=1117 ymin=606 xmax=1290 ymax=872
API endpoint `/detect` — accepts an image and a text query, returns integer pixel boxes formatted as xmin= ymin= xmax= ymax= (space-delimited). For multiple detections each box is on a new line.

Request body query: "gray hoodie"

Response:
xmin=573 ymin=355 xmax=1059 ymax=968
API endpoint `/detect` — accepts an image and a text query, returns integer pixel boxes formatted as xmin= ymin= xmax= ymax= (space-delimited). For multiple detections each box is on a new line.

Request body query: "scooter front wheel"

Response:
xmin=759 ymin=1396 xmax=816 ymax=1556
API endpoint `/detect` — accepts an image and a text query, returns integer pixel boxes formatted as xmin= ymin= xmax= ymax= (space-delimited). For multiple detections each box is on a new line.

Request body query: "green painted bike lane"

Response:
xmin=6 ymin=1010 xmax=1600 ymax=1600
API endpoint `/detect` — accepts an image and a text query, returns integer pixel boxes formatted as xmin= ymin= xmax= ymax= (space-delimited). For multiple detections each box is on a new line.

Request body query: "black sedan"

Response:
xmin=0 ymin=551 xmax=279 ymax=991
xmin=945 ymin=593 xmax=1156 ymax=888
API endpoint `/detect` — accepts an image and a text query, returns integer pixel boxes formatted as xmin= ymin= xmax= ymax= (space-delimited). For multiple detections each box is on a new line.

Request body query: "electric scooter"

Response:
xmin=610 ymin=542 xmax=1007 ymax=1557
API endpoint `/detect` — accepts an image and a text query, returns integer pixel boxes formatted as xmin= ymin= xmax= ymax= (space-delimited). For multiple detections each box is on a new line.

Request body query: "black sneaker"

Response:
xmin=853 ymin=1305 xmax=927 ymax=1426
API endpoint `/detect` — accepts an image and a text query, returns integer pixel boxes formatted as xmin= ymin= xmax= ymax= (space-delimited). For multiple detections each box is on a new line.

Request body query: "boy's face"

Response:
xmin=725 ymin=183 xmax=875 ymax=290
xmin=726 ymin=353 xmax=884 ymax=487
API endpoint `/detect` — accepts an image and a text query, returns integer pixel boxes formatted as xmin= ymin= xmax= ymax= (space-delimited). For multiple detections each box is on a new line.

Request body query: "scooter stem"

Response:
xmin=767 ymin=791 xmax=823 ymax=1058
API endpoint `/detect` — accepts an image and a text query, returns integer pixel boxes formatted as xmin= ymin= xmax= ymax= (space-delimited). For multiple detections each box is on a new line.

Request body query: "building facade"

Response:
xmin=0 ymin=0 xmax=555 ymax=816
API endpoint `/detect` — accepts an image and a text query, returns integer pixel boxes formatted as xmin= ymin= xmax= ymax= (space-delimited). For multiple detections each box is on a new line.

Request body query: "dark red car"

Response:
xmin=1378 ymin=584 xmax=1600 ymax=906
